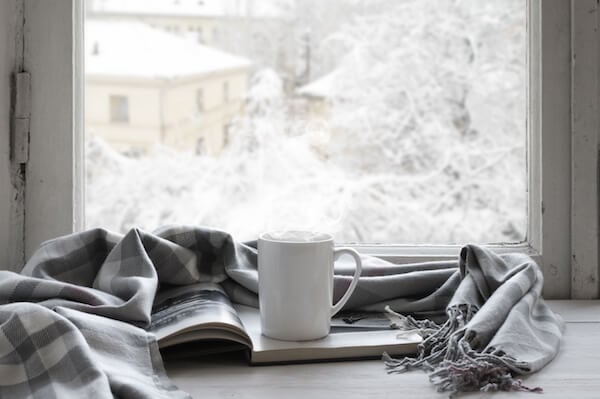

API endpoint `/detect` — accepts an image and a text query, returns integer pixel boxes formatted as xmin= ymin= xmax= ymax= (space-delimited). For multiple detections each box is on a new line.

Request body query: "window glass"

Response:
xmin=223 ymin=123 xmax=231 ymax=147
xmin=85 ymin=0 xmax=527 ymax=244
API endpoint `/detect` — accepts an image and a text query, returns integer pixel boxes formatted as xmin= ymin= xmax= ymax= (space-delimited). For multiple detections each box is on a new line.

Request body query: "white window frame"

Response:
xmin=8 ymin=0 xmax=599 ymax=299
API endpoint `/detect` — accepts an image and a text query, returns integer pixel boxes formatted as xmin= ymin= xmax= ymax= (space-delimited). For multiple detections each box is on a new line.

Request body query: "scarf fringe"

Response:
xmin=383 ymin=304 xmax=542 ymax=397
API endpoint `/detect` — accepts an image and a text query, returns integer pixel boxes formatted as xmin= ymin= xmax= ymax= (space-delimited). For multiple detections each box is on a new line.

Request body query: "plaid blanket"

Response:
xmin=0 ymin=226 xmax=563 ymax=398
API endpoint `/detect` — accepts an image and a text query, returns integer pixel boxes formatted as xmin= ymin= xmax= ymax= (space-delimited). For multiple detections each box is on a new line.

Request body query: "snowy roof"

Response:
xmin=296 ymin=70 xmax=341 ymax=99
xmin=86 ymin=20 xmax=251 ymax=80
xmin=87 ymin=0 xmax=294 ymax=19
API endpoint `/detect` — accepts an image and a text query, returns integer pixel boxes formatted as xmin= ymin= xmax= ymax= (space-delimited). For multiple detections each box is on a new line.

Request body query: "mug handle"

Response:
xmin=331 ymin=247 xmax=362 ymax=316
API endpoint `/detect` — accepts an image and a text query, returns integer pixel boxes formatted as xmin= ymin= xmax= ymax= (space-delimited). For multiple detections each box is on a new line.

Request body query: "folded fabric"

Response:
xmin=382 ymin=246 xmax=564 ymax=395
xmin=0 ymin=226 xmax=563 ymax=398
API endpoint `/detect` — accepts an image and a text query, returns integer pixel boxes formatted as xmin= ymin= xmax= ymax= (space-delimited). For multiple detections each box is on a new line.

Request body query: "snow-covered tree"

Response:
xmin=317 ymin=0 xmax=527 ymax=243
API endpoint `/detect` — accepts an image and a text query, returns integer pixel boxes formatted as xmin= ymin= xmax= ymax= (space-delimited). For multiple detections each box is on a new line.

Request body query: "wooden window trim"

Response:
xmin=12 ymin=0 xmax=599 ymax=299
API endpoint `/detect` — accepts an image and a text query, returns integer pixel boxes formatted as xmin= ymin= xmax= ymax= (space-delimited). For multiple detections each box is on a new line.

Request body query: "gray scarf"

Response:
xmin=382 ymin=246 xmax=564 ymax=396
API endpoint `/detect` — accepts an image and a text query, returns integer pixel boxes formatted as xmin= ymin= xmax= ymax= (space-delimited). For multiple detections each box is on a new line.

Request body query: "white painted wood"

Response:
xmin=74 ymin=0 xmax=85 ymax=233
xmin=0 ymin=1 xmax=17 ymax=269
xmin=549 ymin=299 xmax=600 ymax=322
xmin=536 ymin=0 xmax=572 ymax=298
xmin=165 ymin=300 xmax=600 ymax=399
xmin=23 ymin=0 xmax=82 ymax=258
xmin=360 ymin=243 xmax=541 ymax=269
xmin=0 ymin=0 xmax=25 ymax=271
xmin=570 ymin=0 xmax=600 ymax=299
xmin=8 ymin=0 xmax=27 ymax=271
xmin=528 ymin=0 xmax=543 ymax=260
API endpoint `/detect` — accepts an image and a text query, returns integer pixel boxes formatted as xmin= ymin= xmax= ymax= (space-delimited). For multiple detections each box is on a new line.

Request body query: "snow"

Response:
xmin=88 ymin=0 xmax=226 ymax=17
xmin=86 ymin=0 xmax=528 ymax=245
xmin=296 ymin=70 xmax=341 ymax=99
xmin=88 ymin=0 xmax=294 ymax=19
xmin=86 ymin=20 xmax=251 ymax=80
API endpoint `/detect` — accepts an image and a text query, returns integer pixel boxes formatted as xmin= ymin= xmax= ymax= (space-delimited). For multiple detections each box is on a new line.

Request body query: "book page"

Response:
xmin=331 ymin=312 xmax=397 ymax=331
xmin=151 ymin=282 xmax=250 ymax=348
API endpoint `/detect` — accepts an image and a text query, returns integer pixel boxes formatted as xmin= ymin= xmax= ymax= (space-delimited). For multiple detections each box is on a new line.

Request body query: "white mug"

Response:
xmin=258 ymin=231 xmax=362 ymax=341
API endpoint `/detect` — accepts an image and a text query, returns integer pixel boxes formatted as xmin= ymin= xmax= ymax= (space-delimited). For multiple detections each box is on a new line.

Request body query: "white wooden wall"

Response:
xmin=23 ymin=0 xmax=83 ymax=259
xmin=0 ymin=0 xmax=20 ymax=271
xmin=532 ymin=0 xmax=572 ymax=298
xmin=570 ymin=0 xmax=600 ymax=298
xmin=0 ymin=0 xmax=82 ymax=270
xmin=0 ymin=1 xmax=11 ymax=270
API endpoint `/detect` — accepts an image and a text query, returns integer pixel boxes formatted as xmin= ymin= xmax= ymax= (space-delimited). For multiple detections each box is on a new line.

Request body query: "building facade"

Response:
xmin=85 ymin=20 xmax=251 ymax=156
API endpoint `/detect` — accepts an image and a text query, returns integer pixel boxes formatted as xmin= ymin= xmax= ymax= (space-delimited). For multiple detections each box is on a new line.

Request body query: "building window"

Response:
xmin=196 ymin=88 xmax=204 ymax=112
xmin=195 ymin=138 xmax=205 ymax=155
xmin=223 ymin=81 xmax=229 ymax=104
xmin=109 ymin=95 xmax=129 ymax=123
xmin=223 ymin=123 xmax=231 ymax=147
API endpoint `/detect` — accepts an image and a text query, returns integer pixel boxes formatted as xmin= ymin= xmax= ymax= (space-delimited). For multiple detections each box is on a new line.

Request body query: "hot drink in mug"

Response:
xmin=258 ymin=231 xmax=362 ymax=341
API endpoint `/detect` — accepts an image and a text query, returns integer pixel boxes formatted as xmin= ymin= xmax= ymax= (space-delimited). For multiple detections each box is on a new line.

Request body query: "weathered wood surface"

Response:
xmin=570 ymin=0 xmax=600 ymax=299
xmin=166 ymin=300 xmax=600 ymax=399
xmin=0 ymin=0 xmax=22 ymax=271
xmin=23 ymin=0 xmax=83 ymax=259
xmin=535 ymin=0 xmax=573 ymax=299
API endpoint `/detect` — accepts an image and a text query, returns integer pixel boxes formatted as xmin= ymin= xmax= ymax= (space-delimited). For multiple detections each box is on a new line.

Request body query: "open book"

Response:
xmin=150 ymin=282 xmax=422 ymax=364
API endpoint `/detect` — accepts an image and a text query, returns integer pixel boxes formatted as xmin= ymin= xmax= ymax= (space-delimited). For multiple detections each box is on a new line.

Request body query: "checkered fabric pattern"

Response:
xmin=0 ymin=226 xmax=242 ymax=399
xmin=0 ymin=226 xmax=563 ymax=397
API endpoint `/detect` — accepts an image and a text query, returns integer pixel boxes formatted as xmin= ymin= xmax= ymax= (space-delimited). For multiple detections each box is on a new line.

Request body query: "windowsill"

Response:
xmin=165 ymin=300 xmax=600 ymax=398
xmin=356 ymin=242 xmax=537 ymax=258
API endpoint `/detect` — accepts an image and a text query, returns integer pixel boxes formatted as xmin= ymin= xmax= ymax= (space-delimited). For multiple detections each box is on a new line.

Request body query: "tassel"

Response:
xmin=383 ymin=304 xmax=542 ymax=397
